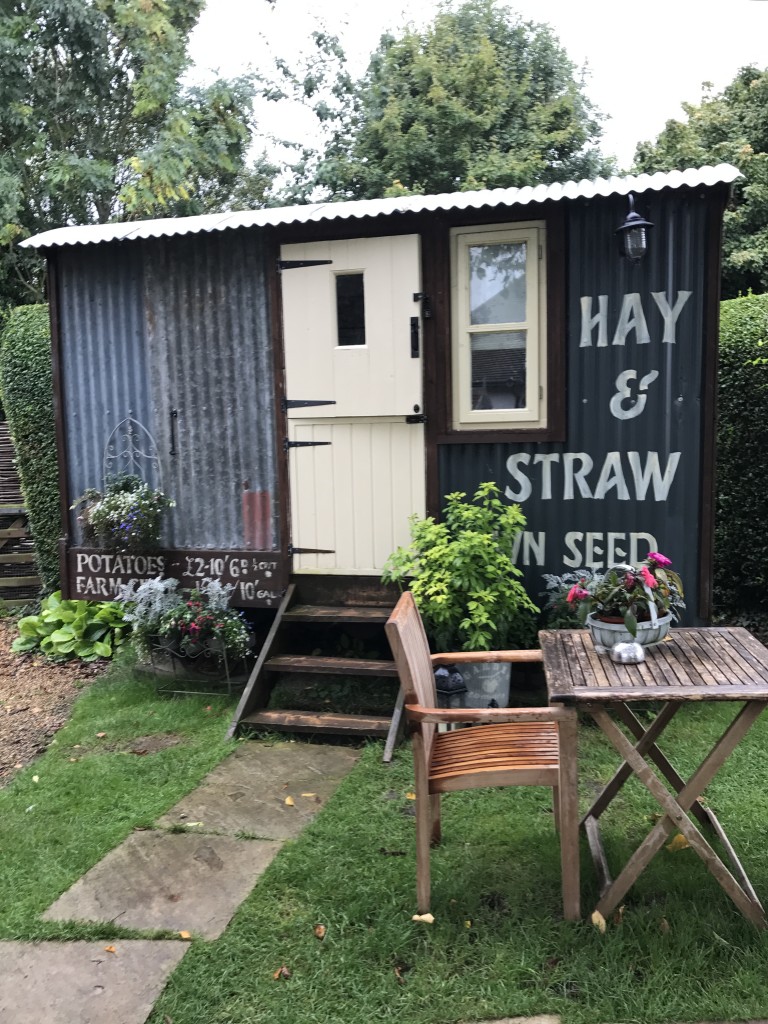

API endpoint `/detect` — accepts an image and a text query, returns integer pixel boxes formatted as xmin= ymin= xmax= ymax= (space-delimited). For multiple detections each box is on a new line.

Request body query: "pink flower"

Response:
xmin=625 ymin=572 xmax=636 ymax=590
xmin=647 ymin=551 xmax=672 ymax=567
xmin=640 ymin=566 xmax=657 ymax=589
xmin=566 ymin=585 xmax=590 ymax=603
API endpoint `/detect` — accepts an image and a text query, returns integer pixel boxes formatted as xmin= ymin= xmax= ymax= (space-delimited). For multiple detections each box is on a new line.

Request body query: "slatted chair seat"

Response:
xmin=385 ymin=591 xmax=580 ymax=920
xmin=430 ymin=722 xmax=560 ymax=790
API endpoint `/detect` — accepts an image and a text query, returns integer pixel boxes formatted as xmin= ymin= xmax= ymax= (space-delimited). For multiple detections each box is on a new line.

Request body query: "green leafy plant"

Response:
xmin=381 ymin=482 xmax=539 ymax=651
xmin=0 ymin=305 xmax=59 ymax=592
xmin=72 ymin=474 xmax=174 ymax=552
xmin=12 ymin=591 xmax=129 ymax=661
xmin=566 ymin=552 xmax=685 ymax=638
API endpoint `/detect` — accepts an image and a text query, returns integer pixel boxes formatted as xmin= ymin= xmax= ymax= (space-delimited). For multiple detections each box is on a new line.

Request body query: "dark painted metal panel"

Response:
xmin=58 ymin=245 xmax=154 ymax=541
xmin=438 ymin=188 xmax=713 ymax=623
xmin=143 ymin=231 xmax=278 ymax=551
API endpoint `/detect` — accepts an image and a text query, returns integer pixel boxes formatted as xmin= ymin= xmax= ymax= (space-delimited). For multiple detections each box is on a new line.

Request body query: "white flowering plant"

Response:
xmin=72 ymin=475 xmax=173 ymax=552
xmin=117 ymin=576 xmax=253 ymax=664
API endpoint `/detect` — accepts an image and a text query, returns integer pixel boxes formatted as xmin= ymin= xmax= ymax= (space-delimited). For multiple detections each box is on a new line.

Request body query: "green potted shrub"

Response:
xmin=382 ymin=482 xmax=539 ymax=707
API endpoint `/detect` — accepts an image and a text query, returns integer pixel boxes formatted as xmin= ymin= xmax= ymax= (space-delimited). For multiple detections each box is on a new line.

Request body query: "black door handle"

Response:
xmin=410 ymin=316 xmax=420 ymax=358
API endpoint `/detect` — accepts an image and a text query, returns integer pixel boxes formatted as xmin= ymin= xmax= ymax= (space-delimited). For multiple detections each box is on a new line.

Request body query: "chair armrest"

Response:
xmin=405 ymin=703 xmax=570 ymax=725
xmin=430 ymin=650 xmax=543 ymax=666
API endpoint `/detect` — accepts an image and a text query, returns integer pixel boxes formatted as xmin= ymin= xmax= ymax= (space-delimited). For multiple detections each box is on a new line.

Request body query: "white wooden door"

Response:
xmin=281 ymin=235 xmax=426 ymax=573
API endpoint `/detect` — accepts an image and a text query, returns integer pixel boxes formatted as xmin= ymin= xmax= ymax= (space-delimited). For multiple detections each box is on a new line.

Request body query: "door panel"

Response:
xmin=281 ymin=235 xmax=426 ymax=574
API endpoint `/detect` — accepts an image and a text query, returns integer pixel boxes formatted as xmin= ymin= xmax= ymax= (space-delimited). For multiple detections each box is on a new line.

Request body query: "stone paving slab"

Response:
xmin=0 ymin=940 xmax=187 ymax=1024
xmin=157 ymin=741 xmax=360 ymax=839
xmin=43 ymin=831 xmax=281 ymax=939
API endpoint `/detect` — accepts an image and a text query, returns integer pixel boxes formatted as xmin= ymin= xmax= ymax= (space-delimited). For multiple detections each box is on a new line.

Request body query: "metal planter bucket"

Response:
xmin=459 ymin=662 xmax=512 ymax=708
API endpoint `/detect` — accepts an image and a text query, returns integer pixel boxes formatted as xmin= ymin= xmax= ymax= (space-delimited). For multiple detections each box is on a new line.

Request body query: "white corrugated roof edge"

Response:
xmin=20 ymin=163 xmax=741 ymax=250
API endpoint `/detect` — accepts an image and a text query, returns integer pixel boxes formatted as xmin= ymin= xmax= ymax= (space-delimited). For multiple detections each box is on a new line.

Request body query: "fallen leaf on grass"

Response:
xmin=96 ymin=732 xmax=107 ymax=738
xmin=32 ymin=775 xmax=39 ymax=783
xmin=464 ymin=919 xmax=472 ymax=929
xmin=613 ymin=905 xmax=626 ymax=925
xmin=379 ymin=848 xmax=406 ymax=857
xmin=313 ymin=924 xmax=326 ymax=940
xmin=273 ymin=965 xmax=291 ymax=980
xmin=393 ymin=961 xmax=411 ymax=985
xmin=412 ymin=913 xmax=434 ymax=924
xmin=405 ymin=792 xmax=416 ymax=800
xmin=131 ymin=749 xmax=149 ymax=756
xmin=666 ymin=833 xmax=690 ymax=853
xmin=104 ymin=945 xmax=117 ymax=955
xmin=69 ymin=758 xmax=79 ymax=763
xmin=591 ymin=910 xmax=606 ymax=933
xmin=660 ymin=917 xmax=671 ymax=934
xmin=284 ymin=796 xmax=295 ymax=807
xmin=301 ymin=792 xmax=317 ymax=798
xmin=178 ymin=931 xmax=192 ymax=940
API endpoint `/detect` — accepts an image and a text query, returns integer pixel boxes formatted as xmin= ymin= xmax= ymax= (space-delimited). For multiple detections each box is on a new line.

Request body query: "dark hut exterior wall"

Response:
xmin=436 ymin=187 xmax=720 ymax=624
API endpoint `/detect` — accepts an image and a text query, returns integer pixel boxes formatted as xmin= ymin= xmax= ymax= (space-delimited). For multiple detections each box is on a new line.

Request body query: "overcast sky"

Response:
xmin=188 ymin=0 xmax=768 ymax=172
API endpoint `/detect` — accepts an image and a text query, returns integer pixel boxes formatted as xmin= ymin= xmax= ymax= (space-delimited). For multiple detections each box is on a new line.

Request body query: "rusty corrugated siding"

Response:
xmin=57 ymin=231 xmax=278 ymax=550
xmin=438 ymin=187 xmax=711 ymax=623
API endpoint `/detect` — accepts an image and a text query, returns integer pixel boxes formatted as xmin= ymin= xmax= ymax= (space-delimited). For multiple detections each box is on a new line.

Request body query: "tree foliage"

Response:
xmin=0 ymin=0 xmax=275 ymax=306
xmin=634 ymin=66 xmax=768 ymax=299
xmin=304 ymin=0 xmax=613 ymax=200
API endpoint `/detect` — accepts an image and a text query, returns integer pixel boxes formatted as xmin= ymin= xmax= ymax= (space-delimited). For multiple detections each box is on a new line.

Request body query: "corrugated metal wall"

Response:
xmin=438 ymin=188 xmax=711 ymax=622
xmin=58 ymin=231 xmax=278 ymax=550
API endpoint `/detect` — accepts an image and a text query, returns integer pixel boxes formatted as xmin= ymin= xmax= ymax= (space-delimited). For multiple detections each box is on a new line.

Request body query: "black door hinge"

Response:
xmin=284 ymin=438 xmax=332 ymax=452
xmin=278 ymin=259 xmax=333 ymax=272
xmin=288 ymin=545 xmax=336 ymax=555
xmin=282 ymin=398 xmax=336 ymax=411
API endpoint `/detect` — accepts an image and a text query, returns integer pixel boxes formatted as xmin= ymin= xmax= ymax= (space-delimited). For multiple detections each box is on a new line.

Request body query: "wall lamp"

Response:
xmin=616 ymin=193 xmax=653 ymax=262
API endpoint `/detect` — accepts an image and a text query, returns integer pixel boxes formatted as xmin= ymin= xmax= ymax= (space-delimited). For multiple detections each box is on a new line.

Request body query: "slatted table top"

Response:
xmin=540 ymin=627 xmax=768 ymax=703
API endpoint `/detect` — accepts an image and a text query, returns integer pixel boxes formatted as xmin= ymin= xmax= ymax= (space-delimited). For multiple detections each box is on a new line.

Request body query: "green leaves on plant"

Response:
xmin=11 ymin=591 xmax=129 ymax=662
xmin=381 ymin=482 xmax=538 ymax=652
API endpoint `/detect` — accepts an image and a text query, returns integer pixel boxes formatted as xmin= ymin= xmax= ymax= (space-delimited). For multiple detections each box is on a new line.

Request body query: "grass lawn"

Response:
xmin=4 ymin=664 xmax=768 ymax=1023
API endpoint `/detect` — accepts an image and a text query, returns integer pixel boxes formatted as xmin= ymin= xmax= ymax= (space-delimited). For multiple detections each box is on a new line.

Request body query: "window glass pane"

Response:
xmin=469 ymin=242 xmax=526 ymax=325
xmin=336 ymin=273 xmax=365 ymax=346
xmin=471 ymin=331 xmax=526 ymax=410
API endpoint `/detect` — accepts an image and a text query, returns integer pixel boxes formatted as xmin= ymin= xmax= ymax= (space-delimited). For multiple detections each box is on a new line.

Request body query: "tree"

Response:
xmin=302 ymin=0 xmax=613 ymax=201
xmin=0 ymin=0 xmax=275 ymax=306
xmin=634 ymin=66 xmax=768 ymax=299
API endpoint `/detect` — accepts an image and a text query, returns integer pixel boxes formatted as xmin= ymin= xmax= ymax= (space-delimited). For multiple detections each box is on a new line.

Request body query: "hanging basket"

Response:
xmin=586 ymin=612 xmax=672 ymax=649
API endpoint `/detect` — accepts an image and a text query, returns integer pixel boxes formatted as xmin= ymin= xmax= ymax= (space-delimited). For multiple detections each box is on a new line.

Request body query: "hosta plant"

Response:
xmin=12 ymin=591 xmax=129 ymax=661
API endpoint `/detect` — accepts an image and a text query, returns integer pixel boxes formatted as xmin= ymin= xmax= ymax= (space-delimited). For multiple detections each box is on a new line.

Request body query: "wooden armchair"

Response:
xmin=385 ymin=591 xmax=580 ymax=920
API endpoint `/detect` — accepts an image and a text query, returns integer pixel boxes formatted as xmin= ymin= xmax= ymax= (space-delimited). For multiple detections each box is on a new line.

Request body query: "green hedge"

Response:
xmin=0 ymin=304 xmax=60 ymax=593
xmin=715 ymin=293 xmax=768 ymax=619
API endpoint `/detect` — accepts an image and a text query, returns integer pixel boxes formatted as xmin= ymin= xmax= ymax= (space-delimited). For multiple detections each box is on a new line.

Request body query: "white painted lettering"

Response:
xmin=505 ymin=453 xmax=532 ymax=502
xmin=607 ymin=532 xmax=627 ymax=565
xmin=651 ymin=290 xmax=692 ymax=344
xmin=580 ymin=294 xmax=609 ymax=347
xmin=630 ymin=532 xmax=657 ymax=564
xmin=585 ymin=532 xmax=605 ymax=570
xmin=612 ymin=293 xmax=650 ymax=346
xmin=609 ymin=368 xmax=659 ymax=420
xmin=626 ymin=451 xmax=681 ymax=501
xmin=532 ymin=454 xmax=559 ymax=500
xmin=563 ymin=532 xmax=583 ymax=568
xmin=593 ymin=451 xmax=630 ymax=500
xmin=563 ymin=453 xmax=594 ymax=500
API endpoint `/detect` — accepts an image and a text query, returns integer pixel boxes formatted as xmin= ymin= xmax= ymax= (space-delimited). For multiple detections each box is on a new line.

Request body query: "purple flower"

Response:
xmin=647 ymin=551 xmax=672 ymax=567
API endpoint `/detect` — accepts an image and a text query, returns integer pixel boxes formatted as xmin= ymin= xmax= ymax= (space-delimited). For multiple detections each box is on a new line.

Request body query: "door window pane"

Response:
xmin=336 ymin=273 xmax=365 ymax=346
xmin=469 ymin=242 xmax=526 ymax=325
xmin=471 ymin=331 xmax=526 ymax=410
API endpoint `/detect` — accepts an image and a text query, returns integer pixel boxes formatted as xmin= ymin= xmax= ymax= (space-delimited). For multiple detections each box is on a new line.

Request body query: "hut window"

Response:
xmin=336 ymin=272 xmax=366 ymax=346
xmin=451 ymin=221 xmax=547 ymax=431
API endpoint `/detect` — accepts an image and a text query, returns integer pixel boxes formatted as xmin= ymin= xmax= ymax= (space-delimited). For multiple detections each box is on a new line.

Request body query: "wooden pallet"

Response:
xmin=227 ymin=577 xmax=404 ymax=756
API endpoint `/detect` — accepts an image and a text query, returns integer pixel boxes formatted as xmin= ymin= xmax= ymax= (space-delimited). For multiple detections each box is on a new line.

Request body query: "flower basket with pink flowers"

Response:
xmin=566 ymin=552 xmax=685 ymax=644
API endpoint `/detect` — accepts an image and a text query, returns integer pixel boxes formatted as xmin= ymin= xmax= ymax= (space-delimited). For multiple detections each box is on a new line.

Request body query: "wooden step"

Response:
xmin=283 ymin=604 xmax=393 ymax=624
xmin=264 ymin=655 xmax=398 ymax=676
xmin=239 ymin=709 xmax=391 ymax=737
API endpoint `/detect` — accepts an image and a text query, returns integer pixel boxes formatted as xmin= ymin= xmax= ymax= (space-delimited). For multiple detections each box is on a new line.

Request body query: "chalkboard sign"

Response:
xmin=67 ymin=547 xmax=288 ymax=608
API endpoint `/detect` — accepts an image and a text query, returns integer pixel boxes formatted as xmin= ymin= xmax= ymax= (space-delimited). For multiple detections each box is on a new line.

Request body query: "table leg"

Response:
xmin=614 ymin=704 xmax=710 ymax=830
xmin=584 ymin=702 xmax=679 ymax=822
xmin=589 ymin=703 xmax=767 ymax=928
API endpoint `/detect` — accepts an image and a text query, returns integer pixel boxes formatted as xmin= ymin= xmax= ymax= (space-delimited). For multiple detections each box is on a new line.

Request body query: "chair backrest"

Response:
xmin=385 ymin=591 xmax=437 ymax=709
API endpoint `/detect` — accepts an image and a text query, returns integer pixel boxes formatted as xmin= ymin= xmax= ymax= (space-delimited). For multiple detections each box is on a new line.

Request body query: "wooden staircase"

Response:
xmin=228 ymin=576 xmax=403 ymax=748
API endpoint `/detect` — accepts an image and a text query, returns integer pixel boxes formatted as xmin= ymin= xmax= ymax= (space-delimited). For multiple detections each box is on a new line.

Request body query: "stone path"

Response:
xmin=3 ymin=740 xmax=359 ymax=1024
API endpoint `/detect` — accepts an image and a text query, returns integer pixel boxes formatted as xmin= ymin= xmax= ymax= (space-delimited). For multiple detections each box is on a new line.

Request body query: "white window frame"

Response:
xmin=451 ymin=220 xmax=547 ymax=431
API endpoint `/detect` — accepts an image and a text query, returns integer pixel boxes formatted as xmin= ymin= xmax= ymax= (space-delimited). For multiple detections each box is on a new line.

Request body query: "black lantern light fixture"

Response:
xmin=434 ymin=665 xmax=467 ymax=710
xmin=616 ymin=193 xmax=653 ymax=263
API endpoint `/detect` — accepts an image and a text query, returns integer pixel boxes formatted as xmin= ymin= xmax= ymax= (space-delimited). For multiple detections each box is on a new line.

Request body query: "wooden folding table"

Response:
xmin=540 ymin=627 xmax=768 ymax=928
